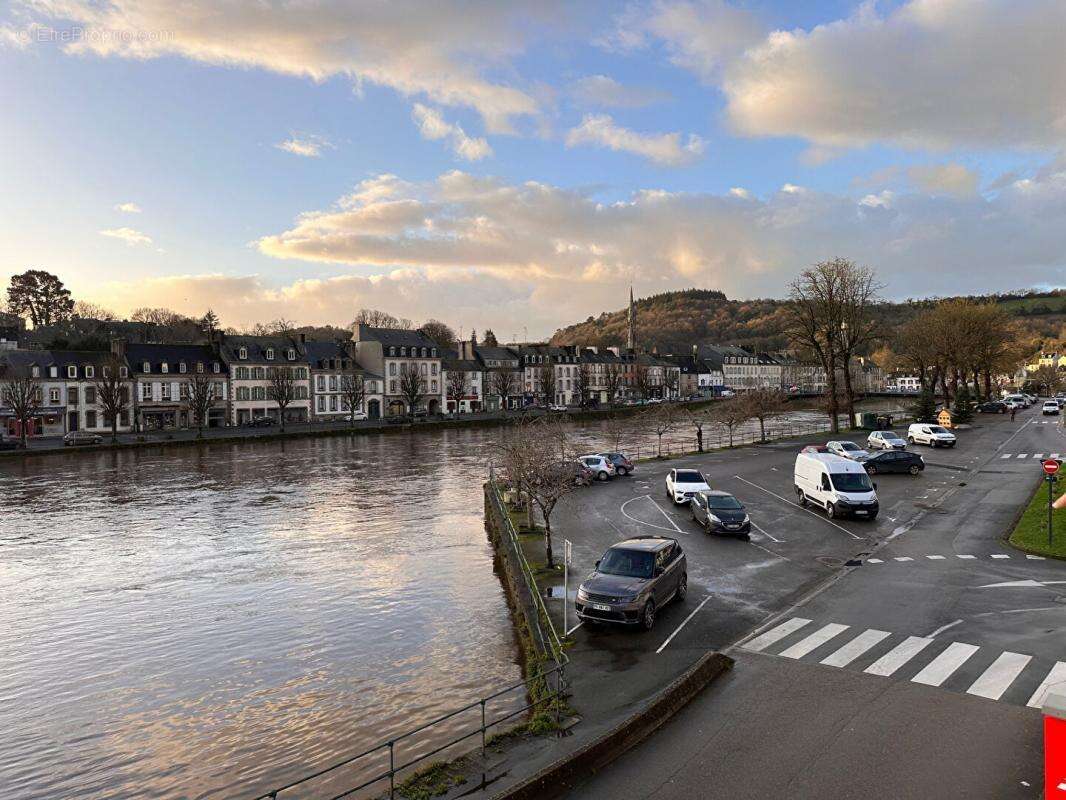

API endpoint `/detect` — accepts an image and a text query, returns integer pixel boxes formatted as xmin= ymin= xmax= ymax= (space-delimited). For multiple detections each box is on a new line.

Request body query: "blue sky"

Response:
xmin=1 ymin=0 xmax=1064 ymax=338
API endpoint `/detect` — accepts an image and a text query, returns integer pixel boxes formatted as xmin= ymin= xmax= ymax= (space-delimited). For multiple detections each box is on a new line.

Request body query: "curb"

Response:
xmin=490 ymin=651 xmax=733 ymax=800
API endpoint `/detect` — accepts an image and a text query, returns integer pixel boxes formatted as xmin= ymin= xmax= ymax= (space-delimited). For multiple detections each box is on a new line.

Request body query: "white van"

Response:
xmin=907 ymin=422 xmax=957 ymax=448
xmin=794 ymin=452 xmax=879 ymax=520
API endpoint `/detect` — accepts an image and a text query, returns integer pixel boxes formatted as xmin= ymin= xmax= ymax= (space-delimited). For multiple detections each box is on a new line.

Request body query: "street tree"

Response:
xmin=633 ymin=363 xmax=653 ymax=400
xmin=952 ymin=384 xmax=975 ymax=425
xmin=910 ymin=386 xmax=938 ymax=422
xmin=490 ymin=369 xmax=518 ymax=412
xmin=711 ymin=396 xmax=750 ymax=448
xmin=418 ymin=319 xmax=456 ymax=350
xmin=602 ymin=415 xmax=628 ymax=453
xmin=835 ymin=261 xmax=883 ymax=421
xmin=267 ymin=366 xmax=297 ymax=431
xmin=743 ymin=388 xmax=789 ymax=442
xmin=200 ymin=309 xmax=220 ymax=336
xmin=539 ymin=364 xmax=556 ymax=407
xmin=93 ymin=356 xmax=130 ymax=443
xmin=6 ymin=270 xmax=75 ymax=327
xmin=1030 ymin=365 xmax=1062 ymax=397
xmin=340 ymin=373 xmax=368 ymax=425
xmin=602 ymin=363 xmax=624 ymax=407
xmin=0 ymin=364 xmax=40 ymax=448
xmin=684 ymin=406 xmax=710 ymax=453
xmin=644 ymin=403 xmax=679 ymax=457
xmin=663 ymin=367 xmax=680 ymax=399
xmin=446 ymin=368 xmax=469 ymax=413
xmin=574 ymin=362 xmax=591 ymax=408
xmin=186 ymin=371 xmax=216 ymax=438
xmin=398 ymin=363 xmax=426 ymax=415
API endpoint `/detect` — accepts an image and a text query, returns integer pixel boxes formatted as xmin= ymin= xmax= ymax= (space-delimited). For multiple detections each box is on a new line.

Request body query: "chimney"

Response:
xmin=110 ymin=336 xmax=126 ymax=359
xmin=298 ymin=332 xmax=307 ymax=345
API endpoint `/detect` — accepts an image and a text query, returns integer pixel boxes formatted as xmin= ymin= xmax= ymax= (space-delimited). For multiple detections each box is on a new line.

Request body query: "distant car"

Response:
xmin=549 ymin=404 xmax=568 ymax=412
xmin=1043 ymin=401 xmax=1060 ymax=416
xmin=719 ymin=389 xmax=735 ymax=398
xmin=349 ymin=411 xmax=369 ymax=421
xmin=690 ymin=490 xmax=750 ymax=538
xmin=907 ymin=423 xmax=956 ymax=448
xmin=977 ymin=401 xmax=1007 ymax=414
xmin=647 ymin=397 xmax=663 ymax=404
xmin=63 ymin=431 xmax=103 ymax=446
xmin=599 ymin=452 xmax=634 ymax=476
xmin=864 ymin=450 xmax=925 ymax=475
xmin=550 ymin=460 xmax=593 ymax=487
xmin=579 ymin=454 xmax=617 ymax=481
xmin=800 ymin=444 xmax=830 ymax=454
xmin=666 ymin=468 xmax=711 ymax=504
xmin=867 ymin=430 xmax=907 ymax=450
xmin=575 ymin=536 xmax=687 ymax=630
xmin=247 ymin=417 xmax=276 ymax=427
xmin=827 ymin=440 xmax=871 ymax=462
xmin=1003 ymin=397 xmax=1025 ymax=410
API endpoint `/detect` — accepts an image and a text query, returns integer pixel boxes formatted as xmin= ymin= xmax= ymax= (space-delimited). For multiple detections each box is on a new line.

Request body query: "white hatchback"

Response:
xmin=579 ymin=454 xmax=616 ymax=481
xmin=666 ymin=468 xmax=711 ymax=504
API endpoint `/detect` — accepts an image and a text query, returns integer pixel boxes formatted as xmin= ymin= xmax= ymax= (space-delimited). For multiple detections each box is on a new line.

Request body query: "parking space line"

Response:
xmin=619 ymin=496 xmax=676 ymax=534
xmin=749 ymin=519 xmax=784 ymax=543
xmin=565 ymin=621 xmax=583 ymax=636
xmin=732 ymin=475 xmax=862 ymax=540
xmin=656 ymin=595 xmax=713 ymax=654
xmin=646 ymin=496 xmax=689 ymax=535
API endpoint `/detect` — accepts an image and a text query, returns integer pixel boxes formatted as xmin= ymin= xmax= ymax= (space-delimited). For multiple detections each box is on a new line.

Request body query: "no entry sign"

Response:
xmin=1045 ymin=460 xmax=1061 ymax=476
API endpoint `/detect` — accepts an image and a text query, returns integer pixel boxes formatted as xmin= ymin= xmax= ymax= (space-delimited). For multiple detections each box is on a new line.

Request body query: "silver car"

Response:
xmin=827 ymin=440 xmax=870 ymax=462
xmin=867 ymin=430 xmax=906 ymax=450
xmin=63 ymin=431 xmax=103 ymax=446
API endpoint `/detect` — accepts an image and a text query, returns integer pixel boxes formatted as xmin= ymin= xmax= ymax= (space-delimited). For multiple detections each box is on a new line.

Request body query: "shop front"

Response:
xmin=2 ymin=408 xmax=65 ymax=438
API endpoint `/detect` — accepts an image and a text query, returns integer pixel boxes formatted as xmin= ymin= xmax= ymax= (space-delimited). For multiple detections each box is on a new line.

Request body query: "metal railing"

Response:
xmin=250 ymin=481 xmax=566 ymax=800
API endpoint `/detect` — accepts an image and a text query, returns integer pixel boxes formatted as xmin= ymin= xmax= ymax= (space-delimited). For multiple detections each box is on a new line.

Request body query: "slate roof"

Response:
xmin=126 ymin=343 xmax=219 ymax=374
xmin=356 ymin=326 xmax=439 ymax=351
xmin=218 ymin=334 xmax=303 ymax=364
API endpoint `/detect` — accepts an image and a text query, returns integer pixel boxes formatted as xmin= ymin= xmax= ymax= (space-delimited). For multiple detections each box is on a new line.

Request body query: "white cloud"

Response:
xmin=565 ymin=114 xmax=705 ymax=166
xmin=275 ymin=134 xmax=334 ymax=158
xmin=114 ymin=202 xmax=142 ymax=213
xmin=12 ymin=0 xmax=553 ymax=132
xmin=569 ymin=75 xmax=669 ymax=109
xmin=99 ymin=227 xmax=153 ymax=246
xmin=412 ymin=104 xmax=492 ymax=161
xmin=907 ymin=163 xmax=980 ymax=198
xmin=720 ymin=0 xmax=1066 ymax=150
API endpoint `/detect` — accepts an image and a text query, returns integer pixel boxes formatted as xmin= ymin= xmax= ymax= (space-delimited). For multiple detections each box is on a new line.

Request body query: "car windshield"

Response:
xmin=597 ymin=548 xmax=654 ymax=579
xmin=839 ymin=442 xmax=861 ymax=451
xmin=830 ymin=472 xmax=874 ymax=493
xmin=707 ymin=495 xmax=743 ymax=510
xmin=883 ymin=432 xmax=902 ymax=440
xmin=928 ymin=426 xmax=950 ymax=434
xmin=675 ymin=471 xmax=705 ymax=483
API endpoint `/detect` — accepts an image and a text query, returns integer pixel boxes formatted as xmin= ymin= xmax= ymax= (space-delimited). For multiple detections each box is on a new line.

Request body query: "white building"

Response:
xmin=219 ymin=335 xmax=311 ymax=425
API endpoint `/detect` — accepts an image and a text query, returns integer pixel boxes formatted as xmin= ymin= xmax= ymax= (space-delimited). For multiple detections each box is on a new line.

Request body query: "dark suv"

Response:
xmin=575 ymin=537 xmax=687 ymax=630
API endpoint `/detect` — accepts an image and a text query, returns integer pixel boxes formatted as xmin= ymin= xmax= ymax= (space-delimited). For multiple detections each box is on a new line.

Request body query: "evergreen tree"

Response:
xmin=911 ymin=387 xmax=938 ymax=422
xmin=952 ymin=384 xmax=974 ymax=425
xmin=482 ymin=329 xmax=499 ymax=347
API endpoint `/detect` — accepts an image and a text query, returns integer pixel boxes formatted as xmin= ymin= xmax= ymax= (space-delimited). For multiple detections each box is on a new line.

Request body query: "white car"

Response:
xmin=867 ymin=430 xmax=906 ymax=450
xmin=827 ymin=440 xmax=870 ymax=462
xmin=1043 ymin=401 xmax=1060 ymax=416
xmin=666 ymin=468 xmax=711 ymax=504
xmin=579 ymin=454 xmax=616 ymax=481
xmin=907 ymin=423 xmax=957 ymax=448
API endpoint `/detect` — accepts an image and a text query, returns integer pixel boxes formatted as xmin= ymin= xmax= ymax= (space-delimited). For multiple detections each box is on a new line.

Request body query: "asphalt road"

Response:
xmin=551 ymin=408 xmax=1066 ymax=798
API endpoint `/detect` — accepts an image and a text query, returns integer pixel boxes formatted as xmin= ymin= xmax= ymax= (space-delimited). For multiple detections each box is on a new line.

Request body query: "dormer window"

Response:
xmin=161 ymin=363 xmax=169 ymax=374
xmin=401 ymin=347 xmax=407 ymax=356
xmin=143 ymin=361 xmax=151 ymax=373
xmin=196 ymin=362 xmax=204 ymax=373
xmin=179 ymin=362 xmax=187 ymax=373
xmin=421 ymin=348 xmax=427 ymax=357
xmin=389 ymin=347 xmax=396 ymax=356
xmin=31 ymin=366 xmax=40 ymax=378
xmin=239 ymin=347 xmax=248 ymax=360
xmin=431 ymin=348 xmax=437 ymax=357
xmin=287 ymin=349 xmax=295 ymax=361
xmin=266 ymin=348 xmax=275 ymax=360
xmin=212 ymin=362 xmax=220 ymax=373
xmin=49 ymin=366 xmax=57 ymax=378
xmin=119 ymin=367 xmax=128 ymax=378
xmin=67 ymin=365 xmax=77 ymax=378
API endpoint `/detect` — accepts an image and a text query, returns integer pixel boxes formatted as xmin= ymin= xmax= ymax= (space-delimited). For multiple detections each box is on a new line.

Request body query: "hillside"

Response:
xmin=549 ymin=288 xmax=1066 ymax=355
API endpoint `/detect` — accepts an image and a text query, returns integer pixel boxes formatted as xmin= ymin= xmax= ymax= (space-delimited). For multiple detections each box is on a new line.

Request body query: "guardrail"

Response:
xmin=249 ymin=479 xmax=567 ymax=800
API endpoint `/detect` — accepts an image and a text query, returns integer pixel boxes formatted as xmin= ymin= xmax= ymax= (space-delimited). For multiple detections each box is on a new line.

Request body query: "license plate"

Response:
xmin=855 ymin=510 xmax=868 ymax=516
xmin=725 ymin=524 xmax=739 ymax=529
xmin=591 ymin=603 xmax=611 ymax=611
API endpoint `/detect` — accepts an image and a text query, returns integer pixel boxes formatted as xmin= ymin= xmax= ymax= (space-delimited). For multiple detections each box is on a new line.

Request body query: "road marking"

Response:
xmin=1035 ymin=453 xmax=1045 ymax=459
xmin=656 ymin=595 xmax=713 ymax=654
xmin=1026 ymin=555 xmax=1046 ymax=560
xmin=1000 ymin=454 xmax=1012 ymax=459
xmin=647 ymin=496 xmax=688 ymax=535
xmin=926 ymin=555 xmax=946 ymax=560
xmin=967 ymin=652 xmax=1032 ymax=700
xmin=743 ymin=617 xmax=811 ymax=652
xmin=990 ymin=554 xmax=1011 ymax=559
xmin=1027 ymin=662 xmax=1066 ymax=708
xmin=894 ymin=556 xmax=913 ymax=562
xmin=979 ymin=579 xmax=1066 ymax=588
xmin=619 ymin=495 xmax=676 ymax=534
xmin=749 ymin=519 xmax=784 ymax=543
xmin=867 ymin=558 xmax=884 ymax=563
xmin=929 ymin=619 xmax=963 ymax=638
xmin=779 ymin=623 xmax=850 ymax=659
xmin=865 ymin=636 xmax=934 ymax=676
xmin=957 ymin=554 xmax=977 ymax=559
xmin=1053 ymin=454 xmax=1061 ymax=459
xmin=566 ymin=621 xmax=583 ymax=636
xmin=820 ymin=629 xmax=890 ymax=667
xmin=733 ymin=476 xmax=862 ymax=540
xmin=1018 ymin=454 xmax=1028 ymax=459
xmin=911 ymin=642 xmax=980 ymax=686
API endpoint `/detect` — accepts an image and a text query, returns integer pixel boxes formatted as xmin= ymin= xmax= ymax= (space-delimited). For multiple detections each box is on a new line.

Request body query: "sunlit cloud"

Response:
xmin=411 ymin=104 xmax=492 ymax=161
xmin=114 ymin=202 xmax=142 ymax=213
xmin=274 ymin=134 xmax=334 ymax=158
xmin=99 ymin=227 xmax=153 ymax=246
xmin=565 ymin=114 xmax=705 ymax=166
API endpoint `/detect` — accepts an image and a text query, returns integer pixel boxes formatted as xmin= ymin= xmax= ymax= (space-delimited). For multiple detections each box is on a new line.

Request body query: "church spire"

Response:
xmin=627 ymin=286 xmax=636 ymax=352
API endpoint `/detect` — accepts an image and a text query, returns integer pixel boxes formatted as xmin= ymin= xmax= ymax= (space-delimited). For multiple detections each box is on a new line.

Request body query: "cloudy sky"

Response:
xmin=1 ymin=0 xmax=1064 ymax=338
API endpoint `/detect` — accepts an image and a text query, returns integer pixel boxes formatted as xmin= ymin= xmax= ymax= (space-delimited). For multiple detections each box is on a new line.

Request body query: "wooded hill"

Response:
xmin=549 ymin=288 xmax=1066 ymax=356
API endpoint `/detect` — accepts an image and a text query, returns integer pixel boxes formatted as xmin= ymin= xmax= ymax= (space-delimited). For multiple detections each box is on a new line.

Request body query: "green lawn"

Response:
xmin=1008 ymin=477 xmax=1066 ymax=559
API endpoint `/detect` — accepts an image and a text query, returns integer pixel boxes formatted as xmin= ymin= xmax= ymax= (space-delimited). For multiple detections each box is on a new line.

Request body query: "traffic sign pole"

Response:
xmin=1044 ymin=460 xmax=1061 ymax=547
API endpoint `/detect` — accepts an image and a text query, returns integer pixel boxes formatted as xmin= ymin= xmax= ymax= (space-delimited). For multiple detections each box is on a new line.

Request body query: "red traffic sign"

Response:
xmin=1043 ymin=459 xmax=1060 ymax=476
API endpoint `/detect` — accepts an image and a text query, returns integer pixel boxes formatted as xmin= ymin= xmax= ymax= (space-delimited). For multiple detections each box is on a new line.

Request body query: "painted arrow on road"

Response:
xmin=978 ymin=579 xmax=1066 ymax=588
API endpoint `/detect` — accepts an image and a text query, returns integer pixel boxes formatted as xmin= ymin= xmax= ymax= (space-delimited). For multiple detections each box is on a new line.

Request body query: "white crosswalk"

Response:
xmin=1000 ymin=452 xmax=1061 ymax=459
xmin=742 ymin=617 xmax=1066 ymax=710
xmin=864 ymin=553 xmax=1045 ymax=564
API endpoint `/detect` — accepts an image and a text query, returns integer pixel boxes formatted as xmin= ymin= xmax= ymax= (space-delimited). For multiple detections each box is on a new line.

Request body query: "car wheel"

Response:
xmin=867 ymin=464 xmax=877 ymax=475
xmin=908 ymin=436 xmax=915 ymax=444
xmin=677 ymin=574 xmax=687 ymax=602
xmin=797 ymin=487 xmax=808 ymax=507
xmin=641 ymin=600 xmax=656 ymax=631
xmin=617 ymin=466 xmax=628 ymax=476
xmin=909 ymin=465 xmax=920 ymax=475
xmin=826 ymin=502 xmax=837 ymax=519
xmin=598 ymin=470 xmax=609 ymax=481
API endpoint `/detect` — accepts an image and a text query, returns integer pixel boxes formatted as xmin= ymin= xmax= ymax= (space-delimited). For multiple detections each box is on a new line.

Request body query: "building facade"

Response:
xmin=304 ymin=340 xmax=384 ymax=420
xmin=126 ymin=342 xmax=228 ymax=430
xmin=350 ymin=325 xmax=444 ymax=416
xmin=218 ymin=335 xmax=311 ymax=425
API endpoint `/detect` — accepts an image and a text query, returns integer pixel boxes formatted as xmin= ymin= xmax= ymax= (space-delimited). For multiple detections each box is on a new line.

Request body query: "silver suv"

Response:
xmin=575 ymin=536 xmax=687 ymax=630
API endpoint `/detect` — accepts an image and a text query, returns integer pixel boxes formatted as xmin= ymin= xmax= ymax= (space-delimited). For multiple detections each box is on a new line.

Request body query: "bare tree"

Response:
xmin=446 ymin=367 xmax=469 ymax=413
xmin=539 ymin=364 xmax=556 ymax=407
xmin=94 ymin=356 xmax=130 ymax=443
xmin=743 ymin=388 xmax=789 ymax=442
xmin=644 ymin=403 xmax=679 ymax=457
xmin=351 ymin=309 xmax=413 ymax=330
xmin=602 ymin=415 xmax=628 ymax=453
xmin=267 ymin=366 xmax=297 ymax=431
xmin=490 ymin=369 xmax=518 ymax=412
xmin=662 ymin=367 xmax=680 ymax=399
xmin=186 ymin=371 xmax=216 ymax=438
xmin=835 ymin=262 xmax=884 ymax=420
xmin=603 ymin=362 xmax=624 ymax=407
xmin=418 ymin=319 xmax=456 ymax=350
xmin=684 ymin=407 xmax=710 ymax=453
xmin=340 ymin=373 xmax=368 ymax=425
xmin=633 ymin=363 xmax=653 ymax=400
xmin=73 ymin=300 xmax=117 ymax=321
xmin=711 ymin=396 xmax=750 ymax=448
xmin=574 ymin=362 xmax=590 ymax=408
xmin=0 ymin=364 xmax=39 ymax=448
xmin=1030 ymin=365 xmax=1062 ymax=396
xmin=398 ymin=363 xmax=426 ymax=415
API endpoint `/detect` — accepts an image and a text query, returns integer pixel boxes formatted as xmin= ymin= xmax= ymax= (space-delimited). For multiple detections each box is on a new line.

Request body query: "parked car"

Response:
xmin=579 ymin=454 xmax=616 ymax=481
xmin=1004 ymin=394 xmax=1030 ymax=408
xmin=907 ymin=423 xmax=956 ymax=448
xmin=867 ymin=430 xmax=907 ymax=450
xmin=794 ymin=452 xmax=879 ymax=520
xmin=548 ymin=460 xmax=593 ymax=487
xmin=247 ymin=416 xmax=276 ymax=427
xmin=690 ymin=490 xmax=751 ymax=538
xmin=549 ymin=404 xmax=568 ymax=412
xmin=719 ymin=389 xmax=735 ymax=398
xmin=800 ymin=444 xmax=830 ymax=454
xmin=599 ymin=452 xmax=634 ymax=476
xmin=666 ymin=468 xmax=711 ymax=504
xmin=977 ymin=401 xmax=1008 ymax=414
xmin=827 ymin=440 xmax=871 ymax=462
xmin=1043 ymin=400 xmax=1061 ymax=416
xmin=63 ymin=431 xmax=103 ymax=446
xmin=864 ymin=450 xmax=925 ymax=475
xmin=575 ymin=536 xmax=687 ymax=630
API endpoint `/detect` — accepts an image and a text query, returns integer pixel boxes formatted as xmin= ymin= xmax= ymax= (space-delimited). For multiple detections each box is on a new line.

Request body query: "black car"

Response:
xmin=247 ymin=416 xmax=276 ymax=427
xmin=690 ymin=490 xmax=751 ymax=538
xmin=977 ymin=401 xmax=1007 ymax=414
xmin=864 ymin=450 xmax=925 ymax=475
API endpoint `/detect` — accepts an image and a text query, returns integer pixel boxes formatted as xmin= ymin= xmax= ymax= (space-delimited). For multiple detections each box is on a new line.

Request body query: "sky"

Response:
xmin=1 ymin=0 xmax=1064 ymax=340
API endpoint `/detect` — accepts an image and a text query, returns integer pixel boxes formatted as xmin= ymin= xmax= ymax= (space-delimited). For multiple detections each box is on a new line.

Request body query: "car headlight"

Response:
xmin=577 ymin=587 xmax=588 ymax=601
xmin=836 ymin=497 xmax=852 ymax=505
xmin=617 ymin=593 xmax=638 ymax=603
xmin=707 ymin=513 xmax=721 ymax=524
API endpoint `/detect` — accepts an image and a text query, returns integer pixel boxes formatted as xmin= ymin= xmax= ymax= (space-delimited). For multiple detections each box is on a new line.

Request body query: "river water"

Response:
xmin=0 ymin=405 xmax=900 ymax=799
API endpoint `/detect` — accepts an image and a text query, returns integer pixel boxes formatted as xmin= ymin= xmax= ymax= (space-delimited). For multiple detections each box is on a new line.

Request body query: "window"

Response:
xmin=287 ymin=349 xmax=295 ymax=361
xmin=31 ymin=366 xmax=40 ymax=378
xmin=49 ymin=388 xmax=60 ymax=403
xmin=49 ymin=366 xmax=57 ymax=378
xmin=389 ymin=363 xmax=397 ymax=376
xmin=266 ymin=348 xmax=275 ymax=360
xmin=401 ymin=347 xmax=407 ymax=356
xmin=86 ymin=411 xmax=97 ymax=428
xmin=161 ymin=363 xmax=169 ymax=374
xmin=431 ymin=348 xmax=437 ymax=357
xmin=317 ymin=396 xmax=325 ymax=412
xmin=196 ymin=362 xmax=204 ymax=373
xmin=389 ymin=347 xmax=396 ymax=356
xmin=161 ymin=383 xmax=171 ymax=400
xmin=67 ymin=366 xmax=77 ymax=379
xmin=237 ymin=387 xmax=250 ymax=401
xmin=329 ymin=395 xmax=337 ymax=412
xmin=85 ymin=387 xmax=96 ymax=404
xmin=420 ymin=363 xmax=428 ymax=376
xmin=328 ymin=376 xmax=336 ymax=391
xmin=253 ymin=387 xmax=266 ymax=400
xmin=390 ymin=379 xmax=398 ymax=394
xmin=180 ymin=383 xmax=189 ymax=399
xmin=212 ymin=363 xmax=220 ymax=373
xmin=179 ymin=362 xmax=187 ymax=374
xmin=67 ymin=387 xmax=78 ymax=405
xmin=142 ymin=383 xmax=152 ymax=400
xmin=431 ymin=364 xmax=438 ymax=376
xmin=119 ymin=367 xmax=128 ymax=378
xmin=239 ymin=347 xmax=248 ymax=360
xmin=143 ymin=361 xmax=151 ymax=373
xmin=421 ymin=347 xmax=427 ymax=357
xmin=431 ymin=380 xmax=437 ymax=392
